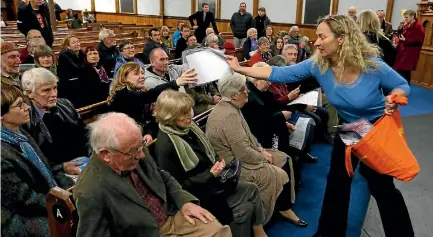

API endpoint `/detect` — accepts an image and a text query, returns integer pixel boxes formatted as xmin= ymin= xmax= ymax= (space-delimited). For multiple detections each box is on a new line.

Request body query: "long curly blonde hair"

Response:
xmin=107 ymin=62 xmax=147 ymax=103
xmin=312 ymin=14 xmax=380 ymax=74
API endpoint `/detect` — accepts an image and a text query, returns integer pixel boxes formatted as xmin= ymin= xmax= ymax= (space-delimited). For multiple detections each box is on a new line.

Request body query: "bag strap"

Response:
xmin=345 ymin=146 xmax=355 ymax=177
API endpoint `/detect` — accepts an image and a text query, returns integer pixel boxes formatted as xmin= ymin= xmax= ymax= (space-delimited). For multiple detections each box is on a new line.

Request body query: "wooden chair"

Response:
xmin=46 ymin=187 xmax=78 ymax=237
xmin=76 ymin=101 xmax=109 ymax=124
xmin=193 ymin=108 xmax=213 ymax=131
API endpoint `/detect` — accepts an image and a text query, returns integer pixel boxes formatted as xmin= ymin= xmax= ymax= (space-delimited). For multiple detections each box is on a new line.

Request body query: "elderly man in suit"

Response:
xmin=73 ymin=112 xmax=232 ymax=237
xmin=188 ymin=2 xmax=219 ymax=43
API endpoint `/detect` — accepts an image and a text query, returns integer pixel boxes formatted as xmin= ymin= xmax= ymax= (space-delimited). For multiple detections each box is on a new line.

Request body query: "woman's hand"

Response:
xmin=306 ymin=105 xmax=317 ymax=112
xmin=63 ymin=161 xmax=82 ymax=175
xmin=281 ymin=111 xmax=292 ymax=120
xmin=261 ymin=150 xmax=273 ymax=164
xmin=286 ymin=122 xmax=296 ymax=132
xmin=143 ymin=134 xmax=153 ymax=144
xmin=226 ymin=55 xmax=241 ymax=71
xmin=288 ymin=87 xmax=301 ymax=100
xmin=384 ymin=95 xmax=398 ymax=115
xmin=213 ymin=95 xmax=222 ymax=104
xmin=210 ymin=161 xmax=225 ymax=177
xmin=176 ymin=69 xmax=198 ymax=86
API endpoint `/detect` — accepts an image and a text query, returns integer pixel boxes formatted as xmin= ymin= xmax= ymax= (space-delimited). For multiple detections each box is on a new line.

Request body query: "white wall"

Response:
xmin=391 ymin=0 xmax=419 ymax=29
xmin=220 ymin=0 xmax=254 ymax=20
xmin=95 ymin=0 xmax=116 ymax=12
xmin=164 ymin=0 xmax=191 ymax=17
xmin=337 ymin=0 xmax=388 ymax=16
xmin=137 ymin=0 xmax=160 ymax=15
xmin=259 ymin=0 xmax=297 ymax=23
xmin=55 ymin=0 xmax=91 ymax=11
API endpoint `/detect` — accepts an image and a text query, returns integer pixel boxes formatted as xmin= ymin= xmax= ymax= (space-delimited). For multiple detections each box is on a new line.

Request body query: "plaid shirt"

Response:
xmin=110 ymin=166 xmax=168 ymax=226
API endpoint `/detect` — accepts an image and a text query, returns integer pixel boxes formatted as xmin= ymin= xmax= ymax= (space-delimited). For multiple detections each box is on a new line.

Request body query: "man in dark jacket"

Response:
xmin=97 ymin=28 xmax=119 ymax=78
xmin=188 ymin=3 xmax=219 ymax=43
xmin=17 ymin=0 xmax=54 ymax=47
xmin=73 ymin=113 xmax=231 ymax=237
xmin=22 ymin=68 xmax=89 ymax=176
xmin=376 ymin=10 xmax=393 ymax=39
xmin=230 ymin=2 xmax=253 ymax=48
xmin=142 ymin=28 xmax=169 ymax=64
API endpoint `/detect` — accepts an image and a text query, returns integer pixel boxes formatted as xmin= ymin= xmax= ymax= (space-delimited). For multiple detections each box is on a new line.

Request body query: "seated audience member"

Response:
xmin=161 ymin=26 xmax=173 ymax=48
xmin=265 ymin=25 xmax=274 ymax=43
xmin=187 ymin=35 xmax=198 ymax=46
xmin=1 ymin=84 xmax=74 ymax=237
xmin=1 ymin=42 xmax=21 ymax=89
xmin=21 ymin=37 xmax=46 ymax=64
xmin=20 ymin=30 xmax=43 ymax=64
xmin=73 ymin=112 xmax=232 ymax=237
xmin=70 ymin=46 xmax=110 ymax=108
xmin=283 ymin=35 xmax=290 ymax=45
xmin=0 ymin=13 xmax=6 ymax=27
xmin=113 ymin=40 xmax=145 ymax=77
xmin=34 ymin=44 xmax=57 ymax=76
xmin=82 ymin=9 xmax=95 ymax=23
xmin=97 ymin=28 xmax=119 ymax=78
xmin=142 ymin=28 xmax=170 ymax=64
xmin=154 ymin=90 xmax=267 ymax=237
xmin=297 ymin=36 xmax=312 ymax=63
xmin=172 ymin=21 xmax=185 ymax=47
xmin=204 ymin=34 xmax=220 ymax=49
xmin=278 ymin=30 xmax=288 ymax=38
xmin=358 ymin=10 xmax=396 ymax=67
xmin=205 ymin=73 xmax=307 ymax=226
xmin=108 ymin=62 xmax=196 ymax=142
xmin=57 ymin=35 xmax=85 ymax=84
xmin=65 ymin=8 xmax=73 ymax=20
xmin=287 ymin=26 xmax=302 ymax=45
xmin=175 ymin=25 xmax=191 ymax=58
xmin=22 ymin=68 xmax=89 ymax=175
xmin=242 ymin=62 xmax=316 ymax=162
xmin=248 ymin=37 xmax=272 ymax=66
xmin=243 ymin=28 xmax=258 ymax=60
xmin=146 ymin=48 xmax=220 ymax=114
xmin=202 ymin=27 xmax=225 ymax=48
xmin=70 ymin=13 xmax=83 ymax=29
xmin=271 ymin=36 xmax=284 ymax=56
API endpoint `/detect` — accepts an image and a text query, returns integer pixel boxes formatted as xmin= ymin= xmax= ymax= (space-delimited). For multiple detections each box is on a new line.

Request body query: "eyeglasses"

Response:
xmin=112 ymin=142 xmax=146 ymax=159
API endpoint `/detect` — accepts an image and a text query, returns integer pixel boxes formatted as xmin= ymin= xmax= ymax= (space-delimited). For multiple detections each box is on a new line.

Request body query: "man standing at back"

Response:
xmin=230 ymin=2 xmax=253 ymax=48
xmin=376 ymin=10 xmax=393 ymax=39
xmin=188 ymin=3 xmax=219 ymax=43
xmin=17 ymin=0 xmax=54 ymax=47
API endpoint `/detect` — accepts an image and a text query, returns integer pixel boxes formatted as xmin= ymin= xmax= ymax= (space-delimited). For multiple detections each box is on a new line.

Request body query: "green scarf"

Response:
xmin=159 ymin=122 xmax=216 ymax=172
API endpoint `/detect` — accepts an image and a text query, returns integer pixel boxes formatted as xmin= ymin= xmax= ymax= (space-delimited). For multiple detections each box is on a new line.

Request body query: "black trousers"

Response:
xmin=316 ymin=134 xmax=414 ymax=237
xmin=397 ymin=70 xmax=412 ymax=84
xmin=275 ymin=162 xmax=294 ymax=211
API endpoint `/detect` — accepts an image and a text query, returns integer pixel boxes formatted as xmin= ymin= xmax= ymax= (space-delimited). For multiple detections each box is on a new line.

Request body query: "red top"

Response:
xmin=393 ymin=19 xmax=425 ymax=71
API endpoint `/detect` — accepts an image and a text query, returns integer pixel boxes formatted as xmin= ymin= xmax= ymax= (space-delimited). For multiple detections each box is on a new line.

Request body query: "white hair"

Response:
xmin=206 ymin=27 xmax=214 ymax=35
xmin=299 ymin=36 xmax=309 ymax=43
xmin=248 ymin=62 xmax=269 ymax=82
xmin=282 ymin=43 xmax=298 ymax=55
xmin=88 ymin=112 xmax=142 ymax=153
xmin=247 ymin=28 xmax=257 ymax=37
xmin=99 ymin=28 xmax=114 ymax=41
xmin=21 ymin=68 xmax=58 ymax=94
xmin=289 ymin=26 xmax=299 ymax=34
xmin=205 ymin=34 xmax=218 ymax=46
xmin=218 ymin=73 xmax=246 ymax=101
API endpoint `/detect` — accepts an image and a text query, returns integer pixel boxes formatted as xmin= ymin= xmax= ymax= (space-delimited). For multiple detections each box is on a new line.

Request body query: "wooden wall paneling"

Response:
xmin=385 ymin=0 xmax=394 ymax=23
xmin=217 ymin=0 xmax=221 ymax=19
xmin=133 ymin=0 xmax=138 ymax=14
xmin=296 ymin=0 xmax=304 ymax=24
xmin=91 ymin=0 xmax=95 ymax=12
xmin=191 ymin=0 xmax=196 ymax=14
xmin=48 ymin=0 xmax=57 ymax=31
xmin=253 ymin=0 xmax=258 ymax=17
xmin=160 ymin=0 xmax=164 ymax=16
xmin=413 ymin=49 xmax=433 ymax=89
xmin=331 ymin=0 xmax=339 ymax=14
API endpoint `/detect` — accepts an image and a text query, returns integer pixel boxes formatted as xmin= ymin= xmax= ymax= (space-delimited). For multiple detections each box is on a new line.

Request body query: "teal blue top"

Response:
xmin=269 ymin=58 xmax=410 ymax=122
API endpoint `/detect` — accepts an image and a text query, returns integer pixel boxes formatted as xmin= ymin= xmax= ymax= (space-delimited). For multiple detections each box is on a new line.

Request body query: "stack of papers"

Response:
xmin=288 ymin=89 xmax=322 ymax=106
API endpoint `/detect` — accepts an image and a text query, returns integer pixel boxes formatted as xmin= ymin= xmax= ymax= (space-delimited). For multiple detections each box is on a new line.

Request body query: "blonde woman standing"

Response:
xmin=226 ymin=14 xmax=413 ymax=237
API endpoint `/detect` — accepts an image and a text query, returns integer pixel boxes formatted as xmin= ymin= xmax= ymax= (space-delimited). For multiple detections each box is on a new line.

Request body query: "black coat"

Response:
xmin=175 ymin=37 xmax=188 ymax=59
xmin=252 ymin=15 xmax=271 ymax=39
xmin=57 ymin=49 xmax=86 ymax=94
xmin=142 ymin=39 xmax=169 ymax=64
xmin=109 ymin=80 xmax=179 ymax=137
xmin=154 ymin=129 xmax=233 ymax=225
xmin=17 ymin=3 xmax=54 ymax=46
xmin=24 ymin=98 xmax=89 ymax=169
xmin=97 ymin=41 xmax=120 ymax=78
xmin=188 ymin=11 xmax=219 ymax=42
xmin=364 ymin=32 xmax=396 ymax=67
xmin=243 ymin=37 xmax=253 ymax=60
xmin=1 ymin=129 xmax=74 ymax=237
xmin=63 ymin=64 xmax=110 ymax=109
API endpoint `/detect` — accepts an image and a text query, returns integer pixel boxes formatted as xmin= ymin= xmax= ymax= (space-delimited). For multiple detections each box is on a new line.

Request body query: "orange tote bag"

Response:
xmin=345 ymin=95 xmax=420 ymax=182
